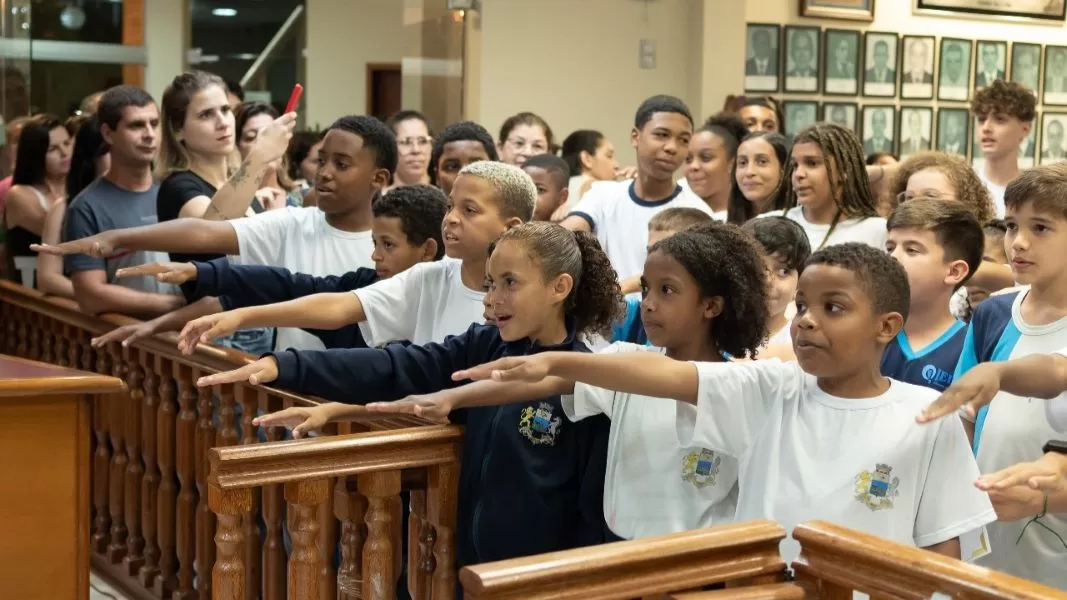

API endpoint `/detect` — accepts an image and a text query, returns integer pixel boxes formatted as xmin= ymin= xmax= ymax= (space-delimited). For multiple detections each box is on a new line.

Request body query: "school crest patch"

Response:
xmin=518 ymin=402 xmax=561 ymax=446
xmin=682 ymin=449 xmax=722 ymax=489
xmin=854 ymin=463 xmax=900 ymax=511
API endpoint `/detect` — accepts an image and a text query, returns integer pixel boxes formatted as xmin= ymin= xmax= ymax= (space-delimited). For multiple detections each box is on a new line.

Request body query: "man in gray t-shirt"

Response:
xmin=62 ymin=85 xmax=184 ymax=318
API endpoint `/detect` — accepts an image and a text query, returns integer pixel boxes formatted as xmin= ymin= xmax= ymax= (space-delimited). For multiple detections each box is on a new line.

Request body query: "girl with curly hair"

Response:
xmin=365 ymin=221 xmax=771 ymax=543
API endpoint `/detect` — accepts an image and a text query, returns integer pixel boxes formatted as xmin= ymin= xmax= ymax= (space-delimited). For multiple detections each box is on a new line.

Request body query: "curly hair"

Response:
xmin=373 ymin=184 xmax=448 ymax=259
xmin=806 ymin=242 xmax=910 ymax=322
xmin=781 ymin=123 xmax=878 ymax=249
xmin=328 ymin=115 xmax=398 ymax=174
xmin=651 ymin=221 xmax=769 ymax=359
xmin=971 ymin=79 xmax=1037 ymax=123
xmin=490 ymin=222 xmax=624 ymax=337
xmin=428 ymin=121 xmax=498 ymax=185
xmin=889 ymin=151 xmax=996 ymax=223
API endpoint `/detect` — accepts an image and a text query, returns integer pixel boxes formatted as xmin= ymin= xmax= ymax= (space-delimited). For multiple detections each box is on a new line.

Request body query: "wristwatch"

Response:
xmin=1043 ymin=439 xmax=1067 ymax=455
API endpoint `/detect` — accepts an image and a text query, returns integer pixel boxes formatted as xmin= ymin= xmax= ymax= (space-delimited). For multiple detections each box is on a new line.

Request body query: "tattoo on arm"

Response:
xmin=230 ymin=162 xmax=250 ymax=186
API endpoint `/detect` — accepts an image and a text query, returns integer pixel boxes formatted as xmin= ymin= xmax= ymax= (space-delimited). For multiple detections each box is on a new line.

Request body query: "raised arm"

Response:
xmin=454 ymin=351 xmax=699 ymax=404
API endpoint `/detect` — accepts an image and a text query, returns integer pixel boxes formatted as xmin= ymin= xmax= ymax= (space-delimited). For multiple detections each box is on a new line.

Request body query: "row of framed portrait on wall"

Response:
xmin=745 ymin=23 xmax=1067 ymax=105
xmin=783 ymin=102 xmax=1067 ymax=167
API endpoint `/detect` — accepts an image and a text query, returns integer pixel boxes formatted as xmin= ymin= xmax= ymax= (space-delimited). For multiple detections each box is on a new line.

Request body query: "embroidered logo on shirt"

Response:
xmin=854 ymin=463 xmax=900 ymax=511
xmin=518 ymin=402 xmax=561 ymax=446
xmin=921 ymin=364 xmax=952 ymax=387
xmin=682 ymin=449 xmax=722 ymax=489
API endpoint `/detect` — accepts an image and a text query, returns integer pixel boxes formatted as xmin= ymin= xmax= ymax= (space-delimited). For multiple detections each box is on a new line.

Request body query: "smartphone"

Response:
xmin=284 ymin=83 xmax=303 ymax=114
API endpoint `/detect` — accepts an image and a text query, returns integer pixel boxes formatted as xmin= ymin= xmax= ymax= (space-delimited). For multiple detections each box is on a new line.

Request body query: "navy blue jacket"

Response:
xmin=181 ymin=257 xmax=377 ymax=349
xmin=269 ymin=322 xmax=610 ymax=568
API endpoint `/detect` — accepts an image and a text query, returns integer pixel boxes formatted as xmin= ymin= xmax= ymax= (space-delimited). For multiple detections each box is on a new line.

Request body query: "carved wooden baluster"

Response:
xmin=174 ymin=363 xmax=198 ymax=599
xmin=156 ymin=356 xmax=179 ymax=594
xmin=16 ymin=314 xmax=27 ymax=357
xmin=209 ymin=486 xmax=252 ymax=600
xmin=194 ymin=370 xmax=217 ymax=600
xmin=285 ymin=478 xmax=331 ymax=600
xmin=358 ymin=471 xmax=401 ymax=600
xmin=237 ymin=386 xmax=263 ymax=600
xmin=262 ymin=414 xmax=286 ymax=600
xmin=318 ymin=478 xmax=338 ymax=600
xmin=91 ymin=345 xmax=113 ymax=555
xmin=335 ymin=479 xmax=368 ymax=600
xmin=108 ymin=344 xmax=129 ymax=562
xmin=426 ymin=462 xmax=458 ymax=598
xmin=39 ymin=316 xmax=54 ymax=363
xmin=4 ymin=306 xmax=17 ymax=354
xmin=138 ymin=349 xmax=161 ymax=587
xmin=123 ymin=346 xmax=146 ymax=576
xmin=408 ymin=489 xmax=431 ymax=600
xmin=54 ymin=323 xmax=69 ymax=367
xmin=216 ymin=384 xmax=239 ymax=449
xmin=27 ymin=312 xmax=40 ymax=360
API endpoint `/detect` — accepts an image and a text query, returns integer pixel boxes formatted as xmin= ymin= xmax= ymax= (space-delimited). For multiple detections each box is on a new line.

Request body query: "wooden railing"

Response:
xmin=459 ymin=520 xmax=793 ymax=600
xmin=0 ymin=281 xmax=444 ymax=599
xmin=793 ymin=521 xmax=1067 ymax=599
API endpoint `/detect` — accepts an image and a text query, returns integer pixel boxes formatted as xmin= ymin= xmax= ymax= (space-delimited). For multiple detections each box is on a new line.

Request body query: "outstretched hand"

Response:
xmin=32 ymin=232 xmax=118 ymax=258
xmin=252 ymin=405 xmax=327 ymax=438
xmin=451 ymin=355 xmax=553 ymax=383
xmin=917 ymin=362 xmax=1002 ymax=424
xmin=365 ymin=393 xmax=454 ymax=424
xmin=176 ymin=312 xmax=245 ymax=354
xmin=977 ymin=452 xmax=1067 ymax=495
xmin=197 ymin=356 xmax=279 ymax=387
xmin=115 ymin=262 xmax=198 ymax=285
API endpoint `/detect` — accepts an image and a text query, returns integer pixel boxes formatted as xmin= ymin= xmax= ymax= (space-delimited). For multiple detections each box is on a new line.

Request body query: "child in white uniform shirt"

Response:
xmin=452 ymin=243 xmax=996 ymax=564
xmin=742 ymin=216 xmax=810 ymax=355
xmin=367 ymin=221 xmax=772 ymax=540
xmin=762 ymin=123 xmax=886 ymax=251
xmin=562 ymin=95 xmax=714 ymax=282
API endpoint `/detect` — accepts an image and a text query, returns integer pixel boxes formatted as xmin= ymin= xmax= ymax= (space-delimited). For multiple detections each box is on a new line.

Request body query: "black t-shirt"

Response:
xmin=156 ymin=170 xmax=225 ymax=264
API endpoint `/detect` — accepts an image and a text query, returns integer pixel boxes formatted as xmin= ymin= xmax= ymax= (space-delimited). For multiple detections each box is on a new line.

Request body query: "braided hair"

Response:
xmin=780 ymin=122 xmax=878 ymax=249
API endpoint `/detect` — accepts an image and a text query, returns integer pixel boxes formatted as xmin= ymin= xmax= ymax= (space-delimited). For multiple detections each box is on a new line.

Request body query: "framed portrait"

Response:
xmin=1010 ymin=42 xmax=1043 ymax=93
xmin=783 ymin=100 xmax=819 ymax=138
xmin=784 ymin=25 xmax=821 ymax=93
xmin=937 ymin=38 xmax=973 ymax=101
xmin=823 ymin=29 xmax=861 ymax=95
xmin=974 ymin=41 xmax=1008 ymax=89
xmin=901 ymin=35 xmax=936 ymax=99
xmin=1019 ymin=118 xmax=1039 ymax=168
xmin=1039 ymin=112 xmax=1067 ymax=165
xmin=823 ymin=101 xmax=859 ymax=132
xmin=914 ymin=0 xmax=1066 ymax=23
xmin=898 ymin=107 xmax=933 ymax=158
xmin=800 ymin=0 xmax=876 ymax=21
xmin=862 ymin=32 xmax=899 ymax=97
xmin=1043 ymin=45 xmax=1067 ymax=105
xmin=935 ymin=107 xmax=970 ymax=158
xmin=861 ymin=105 xmax=896 ymax=156
xmin=745 ymin=23 xmax=781 ymax=93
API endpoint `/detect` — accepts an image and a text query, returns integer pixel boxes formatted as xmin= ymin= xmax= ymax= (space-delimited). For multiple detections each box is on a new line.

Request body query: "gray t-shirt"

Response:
xmin=63 ymin=177 xmax=180 ymax=296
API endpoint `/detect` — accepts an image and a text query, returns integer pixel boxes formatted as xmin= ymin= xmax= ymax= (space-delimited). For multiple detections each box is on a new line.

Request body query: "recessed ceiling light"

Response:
xmin=212 ymin=8 xmax=238 ymax=17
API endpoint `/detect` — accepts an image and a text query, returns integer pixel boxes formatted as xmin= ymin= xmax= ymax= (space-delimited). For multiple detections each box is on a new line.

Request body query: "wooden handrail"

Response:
xmin=793 ymin=520 xmax=1067 ymax=599
xmin=209 ymin=425 xmax=464 ymax=489
xmin=459 ymin=520 xmax=789 ymax=600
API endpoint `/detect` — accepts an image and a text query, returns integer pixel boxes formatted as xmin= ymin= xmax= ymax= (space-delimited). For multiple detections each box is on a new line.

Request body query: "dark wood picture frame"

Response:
xmin=783 ymin=25 xmax=822 ymax=94
xmin=861 ymin=104 xmax=897 ymax=156
xmin=898 ymin=106 xmax=934 ymax=158
xmin=744 ymin=23 xmax=783 ymax=93
xmin=1038 ymin=111 xmax=1067 ymax=164
xmin=934 ymin=107 xmax=971 ymax=159
xmin=1009 ymin=42 xmax=1043 ymax=95
xmin=800 ymin=0 xmax=876 ymax=21
xmin=915 ymin=0 xmax=1066 ymax=23
xmin=861 ymin=31 xmax=899 ymax=98
xmin=783 ymin=100 xmax=820 ymax=138
xmin=822 ymin=29 xmax=862 ymax=96
xmin=900 ymin=34 xmax=937 ymax=100
xmin=937 ymin=37 xmax=973 ymax=102
xmin=822 ymin=101 xmax=859 ymax=133
xmin=973 ymin=40 xmax=1008 ymax=90
xmin=1042 ymin=45 xmax=1067 ymax=106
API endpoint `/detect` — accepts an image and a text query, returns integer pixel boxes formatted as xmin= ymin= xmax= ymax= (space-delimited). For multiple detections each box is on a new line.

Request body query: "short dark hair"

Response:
xmin=96 ymin=85 xmax=155 ymax=132
xmin=373 ymin=184 xmax=448 ymax=259
xmin=327 ymin=115 xmax=398 ymax=173
xmin=1004 ymin=162 xmax=1067 ymax=219
xmin=286 ymin=129 xmax=324 ymax=180
xmin=386 ymin=110 xmax=433 ymax=137
xmin=742 ymin=216 xmax=812 ymax=273
xmin=887 ymin=200 xmax=983 ymax=289
xmin=428 ymin=121 xmax=498 ymax=185
xmin=235 ymin=101 xmax=278 ymax=136
xmin=634 ymin=94 xmax=693 ymax=130
xmin=805 ymin=243 xmax=911 ymax=322
xmin=222 ymin=77 xmax=245 ymax=101
xmin=522 ymin=153 xmax=569 ymax=190
xmin=648 ymin=207 xmax=713 ymax=232
xmin=971 ymin=79 xmax=1037 ymax=123
xmin=560 ymin=129 xmax=604 ymax=177
xmin=67 ymin=114 xmax=107 ymax=200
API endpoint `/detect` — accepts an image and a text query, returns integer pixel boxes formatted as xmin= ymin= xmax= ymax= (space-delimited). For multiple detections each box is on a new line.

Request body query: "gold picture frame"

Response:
xmin=914 ymin=0 xmax=1066 ymax=24
xmin=799 ymin=0 xmax=876 ymax=22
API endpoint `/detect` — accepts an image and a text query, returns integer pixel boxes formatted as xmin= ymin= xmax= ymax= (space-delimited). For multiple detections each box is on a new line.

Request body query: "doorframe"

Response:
xmin=365 ymin=62 xmax=402 ymax=117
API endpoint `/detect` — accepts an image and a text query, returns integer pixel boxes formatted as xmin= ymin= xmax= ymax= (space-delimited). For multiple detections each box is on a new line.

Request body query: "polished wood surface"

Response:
xmin=0 ymin=354 xmax=123 ymax=600
xmin=670 ymin=583 xmax=806 ymax=600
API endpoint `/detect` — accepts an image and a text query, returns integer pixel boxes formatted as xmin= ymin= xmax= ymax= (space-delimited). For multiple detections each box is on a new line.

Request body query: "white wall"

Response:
xmin=144 ymin=0 xmax=186 ymax=102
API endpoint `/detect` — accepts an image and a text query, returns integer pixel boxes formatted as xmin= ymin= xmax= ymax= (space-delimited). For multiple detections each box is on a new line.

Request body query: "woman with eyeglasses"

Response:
xmin=497 ymin=112 xmax=555 ymax=166
xmin=385 ymin=110 xmax=432 ymax=192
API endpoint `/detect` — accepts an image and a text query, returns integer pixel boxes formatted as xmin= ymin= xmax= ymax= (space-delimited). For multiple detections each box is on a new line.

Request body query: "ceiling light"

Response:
xmin=212 ymin=8 xmax=238 ymax=17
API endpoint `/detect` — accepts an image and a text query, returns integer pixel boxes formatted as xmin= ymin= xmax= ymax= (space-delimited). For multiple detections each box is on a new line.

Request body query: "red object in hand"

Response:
xmin=285 ymin=84 xmax=303 ymax=113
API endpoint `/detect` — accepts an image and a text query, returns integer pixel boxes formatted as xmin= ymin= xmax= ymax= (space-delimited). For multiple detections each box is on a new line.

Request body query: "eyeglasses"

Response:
xmin=398 ymin=136 xmax=432 ymax=148
xmin=896 ymin=189 xmax=954 ymax=204
xmin=505 ymin=138 xmax=548 ymax=153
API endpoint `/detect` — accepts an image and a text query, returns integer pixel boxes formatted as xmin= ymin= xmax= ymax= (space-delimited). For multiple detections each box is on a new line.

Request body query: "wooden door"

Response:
xmin=366 ymin=63 xmax=402 ymax=120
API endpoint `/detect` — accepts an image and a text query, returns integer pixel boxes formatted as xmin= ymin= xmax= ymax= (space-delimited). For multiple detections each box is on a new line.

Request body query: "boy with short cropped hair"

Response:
xmin=522 ymin=153 xmax=570 ymax=221
xmin=455 ymin=243 xmax=995 ymax=563
xmin=950 ymin=163 xmax=1067 ymax=588
xmin=971 ymin=79 xmax=1037 ymax=217
xmin=742 ymin=216 xmax=810 ymax=348
xmin=968 ymin=219 xmax=1011 ymax=308
xmin=612 ymin=207 xmax=712 ymax=344
xmin=882 ymin=200 xmax=983 ymax=391
xmin=562 ymin=95 xmax=714 ymax=281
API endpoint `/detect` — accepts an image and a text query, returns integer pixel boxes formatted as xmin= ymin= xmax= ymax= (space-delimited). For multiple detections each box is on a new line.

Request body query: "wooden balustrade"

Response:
xmin=792 ymin=520 xmax=1067 ymax=599
xmin=459 ymin=520 xmax=790 ymax=600
xmin=0 ymin=281 xmax=440 ymax=599
xmin=208 ymin=425 xmax=462 ymax=600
